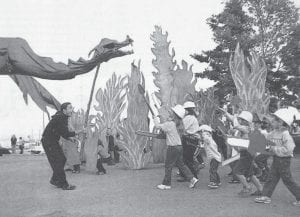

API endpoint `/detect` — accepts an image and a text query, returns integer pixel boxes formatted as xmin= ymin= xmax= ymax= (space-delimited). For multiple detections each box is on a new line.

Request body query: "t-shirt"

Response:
xmin=155 ymin=120 xmax=182 ymax=146
xmin=183 ymin=115 xmax=199 ymax=135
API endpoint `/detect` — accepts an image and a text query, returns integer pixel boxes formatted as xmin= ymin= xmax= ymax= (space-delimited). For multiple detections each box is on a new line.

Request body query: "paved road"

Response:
xmin=0 ymin=154 xmax=299 ymax=217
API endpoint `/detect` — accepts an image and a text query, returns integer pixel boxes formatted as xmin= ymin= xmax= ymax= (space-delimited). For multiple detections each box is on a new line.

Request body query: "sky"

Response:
xmin=0 ymin=0 xmax=299 ymax=145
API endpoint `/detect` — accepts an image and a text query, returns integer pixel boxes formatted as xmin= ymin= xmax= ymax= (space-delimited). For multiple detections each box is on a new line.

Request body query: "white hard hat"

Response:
xmin=238 ymin=111 xmax=253 ymax=123
xmin=171 ymin=105 xmax=186 ymax=119
xmin=198 ymin=125 xmax=212 ymax=133
xmin=287 ymin=106 xmax=300 ymax=120
xmin=183 ymin=101 xmax=196 ymax=109
xmin=273 ymin=108 xmax=295 ymax=126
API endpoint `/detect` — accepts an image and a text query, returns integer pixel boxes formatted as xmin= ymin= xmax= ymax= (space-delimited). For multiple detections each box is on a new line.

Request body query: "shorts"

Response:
xmin=233 ymin=151 xmax=254 ymax=177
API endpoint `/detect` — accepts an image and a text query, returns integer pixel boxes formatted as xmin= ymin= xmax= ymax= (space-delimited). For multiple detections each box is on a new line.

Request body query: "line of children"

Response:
xmin=90 ymin=100 xmax=300 ymax=207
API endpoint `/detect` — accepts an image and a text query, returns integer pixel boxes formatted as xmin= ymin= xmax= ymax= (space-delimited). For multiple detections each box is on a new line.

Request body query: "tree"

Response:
xmin=245 ymin=0 xmax=299 ymax=103
xmin=192 ymin=0 xmax=255 ymax=99
xmin=192 ymin=0 xmax=299 ymax=103
xmin=280 ymin=24 xmax=300 ymax=103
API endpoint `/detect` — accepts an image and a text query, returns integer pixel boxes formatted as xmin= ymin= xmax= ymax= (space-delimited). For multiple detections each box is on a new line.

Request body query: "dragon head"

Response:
xmin=88 ymin=35 xmax=133 ymax=59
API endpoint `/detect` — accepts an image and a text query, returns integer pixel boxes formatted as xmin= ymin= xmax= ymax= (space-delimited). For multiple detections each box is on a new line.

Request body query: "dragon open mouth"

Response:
xmin=90 ymin=35 xmax=134 ymax=57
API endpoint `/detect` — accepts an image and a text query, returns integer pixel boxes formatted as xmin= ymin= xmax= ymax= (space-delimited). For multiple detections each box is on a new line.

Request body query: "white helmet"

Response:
xmin=183 ymin=101 xmax=196 ymax=109
xmin=287 ymin=106 xmax=300 ymax=120
xmin=171 ymin=105 xmax=186 ymax=119
xmin=238 ymin=111 xmax=253 ymax=123
xmin=273 ymin=108 xmax=295 ymax=126
xmin=198 ymin=125 xmax=212 ymax=133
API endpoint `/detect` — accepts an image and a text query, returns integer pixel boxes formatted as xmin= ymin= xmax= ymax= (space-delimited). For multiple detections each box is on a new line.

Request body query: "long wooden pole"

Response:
xmin=80 ymin=64 xmax=100 ymax=161
xmin=85 ymin=64 xmax=100 ymax=126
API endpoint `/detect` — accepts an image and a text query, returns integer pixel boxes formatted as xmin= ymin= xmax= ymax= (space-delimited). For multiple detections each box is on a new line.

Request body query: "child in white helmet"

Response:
xmin=198 ymin=125 xmax=222 ymax=189
xmin=255 ymin=108 xmax=300 ymax=206
xmin=153 ymin=104 xmax=199 ymax=190
xmin=179 ymin=101 xmax=203 ymax=180
xmin=221 ymin=109 xmax=263 ymax=197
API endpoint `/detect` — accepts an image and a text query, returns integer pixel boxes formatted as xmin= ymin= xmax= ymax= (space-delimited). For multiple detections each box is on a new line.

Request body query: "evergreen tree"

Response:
xmin=192 ymin=0 xmax=299 ymax=103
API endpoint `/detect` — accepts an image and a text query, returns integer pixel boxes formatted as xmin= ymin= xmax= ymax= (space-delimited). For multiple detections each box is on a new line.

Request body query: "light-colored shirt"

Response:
xmin=268 ymin=129 xmax=295 ymax=157
xmin=202 ymin=132 xmax=222 ymax=162
xmin=183 ymin=115 xmax=199 ymax=135
xmin=154 ymin=118 xmax=181 ymax=146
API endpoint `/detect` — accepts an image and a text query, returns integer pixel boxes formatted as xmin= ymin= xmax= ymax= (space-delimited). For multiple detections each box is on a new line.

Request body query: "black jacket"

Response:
xmin=42 ymin=111 xmax=75 ymax=144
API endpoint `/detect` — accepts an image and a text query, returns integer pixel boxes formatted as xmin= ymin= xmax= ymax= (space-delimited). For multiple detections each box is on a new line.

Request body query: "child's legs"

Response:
xmin=182 ymin=136 xmax=199 ymax=169
xmin=279 ymin=157 xmax=300 ymax=201
xmin=234 ymin=158 xmax=251 ymax=188
xmin=175 ymin=146 xmax=194 ymax=182
xmin=236 ymin=174 xmax=249 ymax=188
xmin=209 ymin=158 xmax=220 ymax=184
xmin=251 ymin=175 xmax=263 ymax=191
xmin=262 ymin=157 xmax=280 ymax=198
xmin=229 ymin=161 xmax=239 ymax=181
xmin=162 ymin=146 xmax=179 ymax=186
xmin=255 ymin=154 xmax=269 ymax=169
xmin=96 ymin=158 xmax=106 ymax=173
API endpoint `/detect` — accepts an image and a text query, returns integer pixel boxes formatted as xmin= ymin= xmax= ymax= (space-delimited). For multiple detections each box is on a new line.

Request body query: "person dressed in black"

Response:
xmin=41 ymin=102 xmax=85 ymax=190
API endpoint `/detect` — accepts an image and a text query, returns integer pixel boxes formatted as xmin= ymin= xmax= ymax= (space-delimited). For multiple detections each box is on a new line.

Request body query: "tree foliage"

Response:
xmin=192 ymin=0 xmax=299 ymax=104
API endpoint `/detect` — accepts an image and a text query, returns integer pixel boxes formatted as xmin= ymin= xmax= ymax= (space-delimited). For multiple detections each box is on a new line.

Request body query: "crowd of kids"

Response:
xmin=152 ymin=101 xmax=300 ymax=207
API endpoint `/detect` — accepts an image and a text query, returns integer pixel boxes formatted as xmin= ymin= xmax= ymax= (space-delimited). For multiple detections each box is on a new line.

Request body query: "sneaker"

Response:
xmin=189 ymin=177 xmax=199 ymax=188
xmin=292 ymin=201 xmax=300 ymax=207
xmin=96 ymin=171 xmax=105 ymax=175
xmin=250 ymin=190 xmax=262 ymax=196
xmin=238 ymin=187 xmax=252 ymax=197
xmin=157 ymin=184 xmax=171 ymax=190
xmin=255 ymin=196 xmax=271 ymax=204
xmin=208 ymin=182 xmax=219 ymax=189
xmin=50 ymin=179 xmax=62 ymax=188
xmin=228 ymin=179 xmax=240 ymax=184
xmin=62 ymin=184 xmax=76 ymax=190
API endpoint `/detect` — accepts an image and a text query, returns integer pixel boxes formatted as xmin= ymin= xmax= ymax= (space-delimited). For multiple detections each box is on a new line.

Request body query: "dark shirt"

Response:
xmin=42 ymin=111 xmax=75 ymax=144
xmin=11 ymin=137 xmax=17 ymax=145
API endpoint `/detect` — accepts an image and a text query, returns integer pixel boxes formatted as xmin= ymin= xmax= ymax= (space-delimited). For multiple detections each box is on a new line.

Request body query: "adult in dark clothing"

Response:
xmin=106 ymin=128 xmax=120 ymax=164
xmin=41 ymin=102 xmax=85 ymax=190
xmin=19 ymin=137 xmax=25 ymax=154
xmin=10 ymin=135 xmax=17 ymax=154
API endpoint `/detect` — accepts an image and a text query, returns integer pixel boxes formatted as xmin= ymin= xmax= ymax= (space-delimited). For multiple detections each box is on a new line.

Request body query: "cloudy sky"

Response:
xmin=0 ymin=0 xmax=299 ymax=144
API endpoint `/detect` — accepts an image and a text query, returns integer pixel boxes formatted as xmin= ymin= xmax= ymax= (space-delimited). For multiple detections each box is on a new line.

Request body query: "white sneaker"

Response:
xmin=189 ymin=177 xmax=199 ymax=188
xmin=293 ymin=201 xmax=300 ymax=207
xmin=157 ymin=184 xmax=171 ymax=190
xmin=254 ymin=196 xmax=271 ymax=204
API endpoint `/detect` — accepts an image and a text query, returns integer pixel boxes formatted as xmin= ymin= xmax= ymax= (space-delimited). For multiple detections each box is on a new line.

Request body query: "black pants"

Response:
xmin=210 ymin=158 xmax=220 ymax=184
xmin=19 ymin=145 xmax=24 ymax=154
xmin=96 ymin=158 xmax=106 ymax=173
xmin=255 ymin=154 xmax=269 ymax=169
xmin=262 ymin=156 xmax=300 ymax=200
xmin=181 ymin=135 xmax=199 ymax=178
xmin=42 ymin=139 xmax=68 ymax=186
xmin=162 ymin=146 xmax=193 ymax=186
